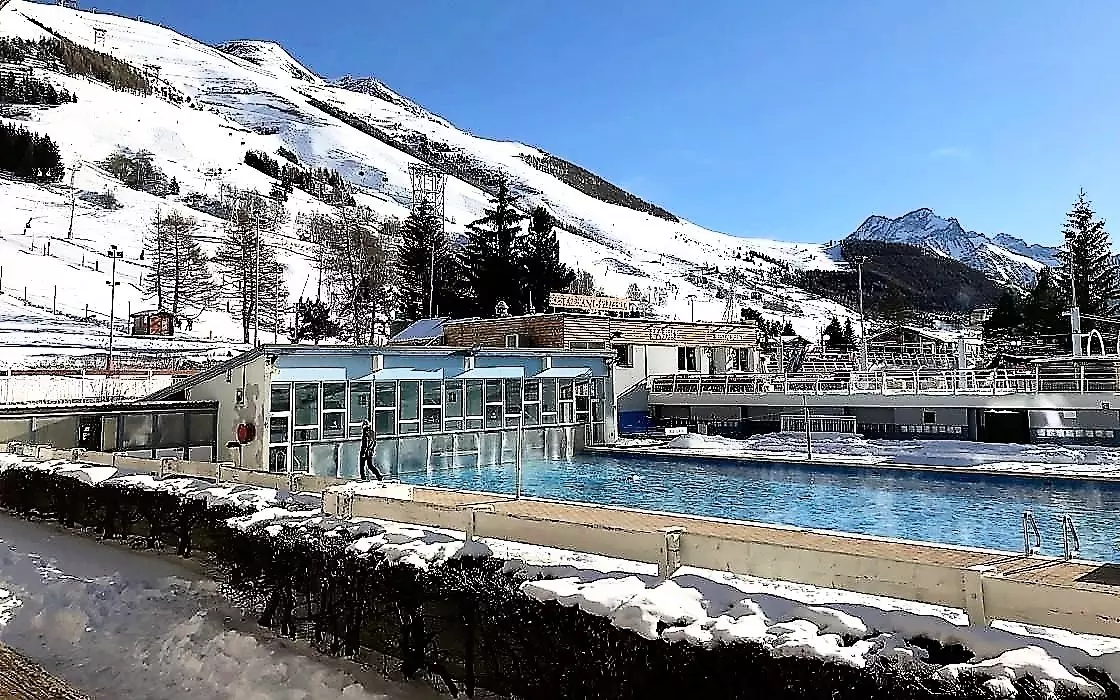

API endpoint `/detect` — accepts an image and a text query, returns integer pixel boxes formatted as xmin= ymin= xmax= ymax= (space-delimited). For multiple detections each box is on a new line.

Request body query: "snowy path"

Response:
xmin=0 ymin=514 xmax=441 ymax=700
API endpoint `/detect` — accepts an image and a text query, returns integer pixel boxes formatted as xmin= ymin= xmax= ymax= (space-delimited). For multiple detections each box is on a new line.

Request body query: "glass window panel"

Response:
xmin=456 ymin=433 xmax=477 ymax=453
xmin=423 ymin=381 xmax=442 ymax=406
xmin=398 ymin=437 xmax=427 ymax=472
xmin=485 ymin=380 xmax=503 ymax=404
xmin=155 ymin=414 xmax=186 ymax=448
xmin=466 ymin=381 xmax=483 ymax=417
xmin=466 ymin=418 xmax=483 ymax=430
xmin=375 ymin=381 xmax=396 ymax=408
xmin=444 ymin=419 xmax=463 ymax=431
xmin=293 ymin=428 xmax=319 ymax=442
xmin=323 ymin=412 xmax=345 ymax=439
xmin=559 ymin=381 xmax=574 ymax=400
xmin=430 ymin=435 xmax=453 ymax=454
xmin=374 ymin=410 xmax=396 ymax=436
xmin=270 ymin=384 xmax=291 ymax=414
xmin=269 ymin=446 xmax=288 ymax=473
xmin=524 ymin=379 xmax=540 ymax=403
xmin=375 ymin=440 xmax=397 ymax=478
xmin=294 ymin=383 xmax=319 ymax=426
xmin=291 ymin=445 xmax=310 ymax=472
xmin=505 ymin=378 xmax=522 ymax=415
xmin=486 ymin=404 xmax=503 ymax=429
xmin=323 ymin=382 xmax=346 ymax=410
xmin=349 ymin=422 xmax=366 ymax=438
xmin=593 ymin=378 xmax=606 ymax=399
xmin=399 ymin=421 xmax=420 ymax=435
xmin=505 ymin=416 xmax=522 ymax=428
xmin=560 ymin=403 xmax=574 ymax=423
xmin=444 ymin=381 xmax=463 ymax=418
xmin=122 ymin=414 xmax=152 ymax=449
xmin=101 ymin=416 xmax=117 ymax=451
xmin=399 ymin=381 xmax=419 ymax=421
xmin=541 ymin=380 xmax=557 ymax=413
xmin=269 ymin=416 xmax=289 ymax=444
xmin=349 ymin=382 xmax=371 ymax=424
xmin=523 ymin=403 xmax=539 ymax=426
xmin=338 ymin=442 xmax=360 ymax=480
xmin=593 ymin=400 xmax=605 ymax=422
xmin=423 ymin=407 xmax=442 ymax=433
xmin=188 ymin=413 xmax=216 ymax=446
xmin=310 ymin=443 xmax=338 ymax=477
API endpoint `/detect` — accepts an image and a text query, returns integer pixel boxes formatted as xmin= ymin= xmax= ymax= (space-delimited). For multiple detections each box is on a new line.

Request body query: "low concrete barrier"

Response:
xmin=6 ymin=442 xmax=1120 ymax=638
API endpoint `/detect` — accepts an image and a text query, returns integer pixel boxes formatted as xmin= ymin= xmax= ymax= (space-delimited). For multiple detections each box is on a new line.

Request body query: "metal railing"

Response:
xmin=1061 ymin=514 xmax=1081 ymax=561
xmin=1022 ymin=510 xmax=1041 ymax=556
xmin=649 ymin=366 xmax=1120 ymax=397
xmin=779 ymin=414 xmax=858 ymax=434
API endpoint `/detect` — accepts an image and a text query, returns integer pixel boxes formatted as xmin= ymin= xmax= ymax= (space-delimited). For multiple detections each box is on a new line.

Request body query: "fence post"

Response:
xmin=52 ymin=285 xmax=57 ymax=313
xmin=84 ymin=303 xmax=89 ymax=320
xmin=658 ymin=527 xmax=684 ymax=579
xmin=22 ymin=286 xmax=27 ymax=304
xmin=0 ymin=265 xmax=3 ymax=290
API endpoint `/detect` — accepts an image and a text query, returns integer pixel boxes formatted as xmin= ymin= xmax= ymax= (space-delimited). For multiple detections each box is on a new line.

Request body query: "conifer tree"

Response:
xmin=463 ymin=174 xmax=527 ymax=316
xmin=397 ymin=200 xmax=464 ymax=321
xmin=983 ymin=291 xmax=1024 ymax=338
xmin=293 ymin=297 xmax=339 ymax=345
xmin=1056 ymin=189 xmax=1118 ymax=325
xmin=212 ymin=193 xmax=288 ymax=344
xmin=142 ymin=211 xmax=215 ymax=319
xmin=521 ymin=206 xmax=575 ymax=312
xmin=1022 ymin=267 xmax=1066 ymax=339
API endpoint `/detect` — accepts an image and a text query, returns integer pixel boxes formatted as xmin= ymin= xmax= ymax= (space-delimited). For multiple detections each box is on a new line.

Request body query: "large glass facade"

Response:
xmin=267 ymin=373 xmax=607 ymax=477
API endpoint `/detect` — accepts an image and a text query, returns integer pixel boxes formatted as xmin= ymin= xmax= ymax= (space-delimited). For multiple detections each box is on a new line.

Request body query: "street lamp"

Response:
xmin=105 ymin=244 xmax=124 ymax=372
xmin=853 ymin=256 xmax=869 ymax=371
xmin=66 ymin=161 xmax=81 ymax=240
xmin=687 ymin=294 xmax=697 ymax=323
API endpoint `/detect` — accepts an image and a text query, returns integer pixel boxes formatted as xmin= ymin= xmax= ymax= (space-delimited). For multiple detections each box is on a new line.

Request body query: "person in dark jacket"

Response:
xmin=359 ymin=420 xmax=382 ymax=480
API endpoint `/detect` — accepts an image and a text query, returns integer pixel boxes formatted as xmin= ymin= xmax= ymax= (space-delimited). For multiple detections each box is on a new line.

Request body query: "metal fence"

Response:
xmin=779 ymin=414 xmax=857 ymax=433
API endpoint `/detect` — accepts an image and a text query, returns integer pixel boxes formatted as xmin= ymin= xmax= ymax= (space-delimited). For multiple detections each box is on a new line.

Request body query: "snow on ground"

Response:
xmin=621 ymin=433 xmax=1120 ymax=479
xmin=4 ymin=452 xmax=1120 ymax=696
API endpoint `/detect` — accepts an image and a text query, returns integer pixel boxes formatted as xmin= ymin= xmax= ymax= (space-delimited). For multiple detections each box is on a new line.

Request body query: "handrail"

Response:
xmin=1022 ymin=510 xmax=1041 ymax=556
xmin=1061 ymin=514 xmax=1081 ymax=561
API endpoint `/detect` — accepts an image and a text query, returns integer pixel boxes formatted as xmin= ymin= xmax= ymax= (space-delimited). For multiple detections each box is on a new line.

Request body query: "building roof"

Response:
xmin=0 ymin=399 xmax=217 ymax=418
xmin=868 ymin=324 xmax=984 ymax=347
xmin=388 ymin=318 xmax=449 ymax=345
xmin=442 ymin=312 xmax=758 ymax=331
xmin=144 ymin=344 xmax=613 ymax=401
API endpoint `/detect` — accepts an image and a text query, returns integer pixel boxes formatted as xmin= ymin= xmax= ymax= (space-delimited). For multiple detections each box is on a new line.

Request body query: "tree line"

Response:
xmin=984 ymin=189 xmax=1118 ymax=346
xmin=244 ymin=150 xmax=355 ymax=206
xmin=0 ymin=73 xmax=77 ymax=105
xmin=0 ymin=122 xmax=63 ymax=181
xmin=0 ymin=36 xmax=151 ymax=95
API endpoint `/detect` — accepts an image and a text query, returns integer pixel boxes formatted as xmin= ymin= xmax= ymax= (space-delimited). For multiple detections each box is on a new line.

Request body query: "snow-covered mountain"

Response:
xmin=847 ymin=208 xmax=1053 ymax=288
xmin=0 ymin=0 xmax=859 ymax=366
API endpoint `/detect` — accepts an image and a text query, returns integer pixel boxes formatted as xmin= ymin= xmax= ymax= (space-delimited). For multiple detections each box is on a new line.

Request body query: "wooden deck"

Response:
xmin=0 ymin=643 xmax=88 ymax=700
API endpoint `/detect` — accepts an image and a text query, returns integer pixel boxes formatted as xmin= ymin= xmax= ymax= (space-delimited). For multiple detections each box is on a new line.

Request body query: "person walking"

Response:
xmin=358 ymin=420 xmax=382 ymax=481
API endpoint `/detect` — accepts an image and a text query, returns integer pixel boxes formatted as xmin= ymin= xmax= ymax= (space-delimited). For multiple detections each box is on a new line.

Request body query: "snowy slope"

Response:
xmin=0 ymin=0 xmax=859 ymax=364
xmin=848 ymin=208 xmax=1054 ymax=289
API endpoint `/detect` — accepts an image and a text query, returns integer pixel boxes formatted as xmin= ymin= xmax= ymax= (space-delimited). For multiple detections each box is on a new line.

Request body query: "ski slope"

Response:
xmin=0 ymin=0 xmax=859 ymax=367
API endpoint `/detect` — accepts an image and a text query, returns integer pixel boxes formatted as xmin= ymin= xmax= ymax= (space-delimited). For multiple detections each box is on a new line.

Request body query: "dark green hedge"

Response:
xmin=0 ymin=465 xmax=1091 ymax=700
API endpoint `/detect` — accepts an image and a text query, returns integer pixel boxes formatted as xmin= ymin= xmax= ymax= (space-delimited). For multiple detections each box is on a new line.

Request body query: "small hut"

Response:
xmin=130 ymin=310 xmax=175 ymax=337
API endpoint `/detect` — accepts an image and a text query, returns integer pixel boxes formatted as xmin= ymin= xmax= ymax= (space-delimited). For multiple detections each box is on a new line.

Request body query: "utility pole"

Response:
xmin=428 ymin=242 xmax=436 ymax=318
xmin=687 ymin=294 xmax=697 ymax=323
xmin=105 ymin=244 xmax=123 ymax=372
xmin=253 ymin=203 xmax=262 ymax=347
xmin=1069 ymin=257 xmax=1082 ymax=357
xmin=66 ymin=162 xmax=80 ymax=240
xmin=854 ymin=256 xmax=868 ymax=371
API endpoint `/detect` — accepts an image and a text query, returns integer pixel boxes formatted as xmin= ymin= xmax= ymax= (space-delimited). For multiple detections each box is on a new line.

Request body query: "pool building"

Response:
xmin=146 ymin=344 xmax=617 ymax=477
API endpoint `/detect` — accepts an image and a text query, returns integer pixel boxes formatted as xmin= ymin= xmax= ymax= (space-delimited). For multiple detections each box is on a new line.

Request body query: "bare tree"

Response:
xmin=318 ymin=206 xmax=396 ymax=344
xmin=212 ymin=192 xmax=288 ymax=344
xmin=142 ymin=210 xmax=215 ymax=319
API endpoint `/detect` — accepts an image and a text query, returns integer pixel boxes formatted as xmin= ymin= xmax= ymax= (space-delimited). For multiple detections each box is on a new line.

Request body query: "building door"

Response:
xmin=981 ymin=409 xmax=1030 ymax=444
xmin=77 ymin=415 xmax=102 ymax=451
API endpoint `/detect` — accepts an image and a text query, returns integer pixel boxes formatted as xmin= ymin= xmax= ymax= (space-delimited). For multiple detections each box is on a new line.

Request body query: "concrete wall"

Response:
xmin=183 ymin=354 xmax=269 ymax=469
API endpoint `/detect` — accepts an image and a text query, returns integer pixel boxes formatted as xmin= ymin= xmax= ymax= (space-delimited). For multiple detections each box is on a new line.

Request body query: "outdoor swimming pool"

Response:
xmin=398 ymin=453 xmax=1120 ymax=561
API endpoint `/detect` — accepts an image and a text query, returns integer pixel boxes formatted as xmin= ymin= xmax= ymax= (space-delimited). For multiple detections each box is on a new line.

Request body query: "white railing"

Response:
xmin=649 ymin=366 xmax=1120 ymax=397
xmin=779 ymin=414 xmax=857 ymax=434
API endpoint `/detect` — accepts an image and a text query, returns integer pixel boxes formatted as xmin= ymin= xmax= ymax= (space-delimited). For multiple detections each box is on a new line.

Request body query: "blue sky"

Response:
xmin=87 ymin=0 xmax=1120 ymax=244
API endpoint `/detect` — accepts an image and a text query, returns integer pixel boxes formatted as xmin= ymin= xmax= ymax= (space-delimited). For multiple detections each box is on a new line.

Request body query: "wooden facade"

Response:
xmin=443 ymin=314 xmax=758 ymax=350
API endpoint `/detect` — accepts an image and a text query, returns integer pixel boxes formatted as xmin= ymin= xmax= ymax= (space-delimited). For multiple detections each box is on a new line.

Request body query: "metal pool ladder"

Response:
xmin=1061 ymin=514 xmax=1081 ymax=561
xmin=1022 ymin=510 xmax=1041 ymax=556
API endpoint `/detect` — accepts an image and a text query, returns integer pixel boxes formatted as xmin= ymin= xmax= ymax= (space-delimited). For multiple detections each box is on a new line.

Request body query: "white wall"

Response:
xmin=183 ymin=355 xmax=269 ymax=469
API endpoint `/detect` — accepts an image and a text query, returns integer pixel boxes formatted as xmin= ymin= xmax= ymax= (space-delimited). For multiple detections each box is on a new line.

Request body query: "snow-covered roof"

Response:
xmin=868 ymin=324 xmax=983 ymax=346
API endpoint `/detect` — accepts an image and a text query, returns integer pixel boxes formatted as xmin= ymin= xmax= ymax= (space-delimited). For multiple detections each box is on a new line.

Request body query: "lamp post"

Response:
xmin=66 ymin=161 xmax=81 ymax=240
xmin=687 ymin=294 xmax=697 ymax=323
xmin=105 ymin=244 xmax=123 ymax=372
xmin=854 ymin=256 xmax=868 ymax=371
xmin=802 ymin=398 xmax=813 ymax=462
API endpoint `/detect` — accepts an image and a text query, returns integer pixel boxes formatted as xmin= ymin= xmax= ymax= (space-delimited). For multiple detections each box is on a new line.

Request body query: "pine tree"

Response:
xmin=823 ymin=316 xmax=845 ymax=349
xmin=213 ymin=193 xmax=288 ymax=344
xmin=843 ymin=318 xmax=855 ymax=349
xmin=463 ymin=174 xmax=527 ymax=316
xmin=521 ymin=206 xmax=575 ymax=312
xmin=984 ymin=291 xmax=1024 ymax=338
xmin=1056 ymin=189 xmax=1118 ymax=325
xmin=140 ymin=211 xmax=214 ymax=319
xmin=397 ymin=200 xmax=465 ymax=321
xmin=626 ymin=283 xmax=643 ymax=301
xmin=294 ymin=298 xmax=339 ymax=345
xmin=1022 ymin=267 xmax=1066 ymax=340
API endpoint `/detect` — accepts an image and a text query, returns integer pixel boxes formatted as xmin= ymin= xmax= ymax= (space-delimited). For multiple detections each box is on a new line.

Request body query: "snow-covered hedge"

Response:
xmin=0 ymin=454 xmax=1111 ymax=700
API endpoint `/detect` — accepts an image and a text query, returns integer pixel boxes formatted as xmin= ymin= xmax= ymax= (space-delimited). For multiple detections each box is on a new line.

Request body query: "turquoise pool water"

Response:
xmin=398 ymin=453 xmax=1120 ymax=561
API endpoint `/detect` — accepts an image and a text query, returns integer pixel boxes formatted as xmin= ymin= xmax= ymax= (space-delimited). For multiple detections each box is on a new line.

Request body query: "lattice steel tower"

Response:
xmin=408 ymin=163 xmax=448 ymax=317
